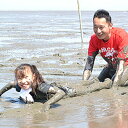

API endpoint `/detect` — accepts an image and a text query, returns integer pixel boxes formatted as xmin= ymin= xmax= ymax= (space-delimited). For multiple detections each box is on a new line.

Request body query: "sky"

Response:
xmin=0 ymin=0 xmax=128 ymax=11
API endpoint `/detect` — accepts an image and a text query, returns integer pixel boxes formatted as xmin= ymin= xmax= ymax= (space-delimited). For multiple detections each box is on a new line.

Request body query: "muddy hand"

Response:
xmin=112 ymin=80 xmax=120 ymax=87
xmin=42 ymin=103 xmax=50 ymax=112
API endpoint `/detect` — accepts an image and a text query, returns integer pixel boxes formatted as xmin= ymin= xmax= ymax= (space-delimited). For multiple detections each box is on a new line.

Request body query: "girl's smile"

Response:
xmin=16 ymin=67 xmax=35 ymax=90
xmin=18 ymin=78 xmax=32 ymax=90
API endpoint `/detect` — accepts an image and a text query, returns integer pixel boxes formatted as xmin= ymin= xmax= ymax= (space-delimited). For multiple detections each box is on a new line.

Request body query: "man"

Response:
xmin=83 ymin=9 xmax=128 ymax=86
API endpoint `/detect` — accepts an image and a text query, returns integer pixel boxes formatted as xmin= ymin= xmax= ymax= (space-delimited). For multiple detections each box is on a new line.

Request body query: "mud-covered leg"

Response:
xmin=64 ymin=78 xmax=112 ymax=97
xmin=0 ymin=81 xmax=16 ymax=96
xmin=83 ymin=78 xmax=112 ymax=94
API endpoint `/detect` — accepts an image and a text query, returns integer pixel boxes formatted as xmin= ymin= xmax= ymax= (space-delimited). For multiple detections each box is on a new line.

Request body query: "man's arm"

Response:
xmin=83 ymin=55 xmax=96 ymax=80
xmin=113 ymin=60 xmax=124 ymax=86
xmin=83 ymin=70 xmax=92 ymax=80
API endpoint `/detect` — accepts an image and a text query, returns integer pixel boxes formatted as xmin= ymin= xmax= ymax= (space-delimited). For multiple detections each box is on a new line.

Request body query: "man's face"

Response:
xmin=93 ymin=17 xmax=112 ymax=41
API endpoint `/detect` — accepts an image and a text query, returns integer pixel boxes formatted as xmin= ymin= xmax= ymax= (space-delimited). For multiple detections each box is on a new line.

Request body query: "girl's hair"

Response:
xmin=93 ymin=9 xmax=112 ymax=23
xmin=15 ymin=64 xmax=45 ymax=93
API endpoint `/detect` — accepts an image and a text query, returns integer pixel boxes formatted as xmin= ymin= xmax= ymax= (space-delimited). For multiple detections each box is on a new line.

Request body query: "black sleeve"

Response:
xmin=38 ymin=83 xmax=52 ymax=93
xmin=84 ymin=51 xmax=98 ymax=71
xmin=16 ymin=84 xmax=21 ymax=92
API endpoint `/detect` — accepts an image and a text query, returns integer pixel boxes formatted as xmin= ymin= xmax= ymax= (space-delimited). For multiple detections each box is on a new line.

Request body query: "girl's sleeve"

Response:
xmin=38 ymin=83 xmax=52 ymax=93
xmin=15 ymin=84 xmax=21 ymax=92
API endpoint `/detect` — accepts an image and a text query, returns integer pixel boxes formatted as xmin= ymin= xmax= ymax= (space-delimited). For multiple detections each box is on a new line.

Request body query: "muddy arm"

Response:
xmin=42 ymin=86 xmax=66 ymax=111
xmin=83 ymin=55 xmax=97 ymax=80
xmin=0 ymin=81 xmax=16 ymax=96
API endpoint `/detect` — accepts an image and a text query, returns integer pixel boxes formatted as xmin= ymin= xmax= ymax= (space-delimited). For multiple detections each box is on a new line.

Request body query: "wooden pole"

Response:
xmin=77 ymin=0 xmax=84 ymax=43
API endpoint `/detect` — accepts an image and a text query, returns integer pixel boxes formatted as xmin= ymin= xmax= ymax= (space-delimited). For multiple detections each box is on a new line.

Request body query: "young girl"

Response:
xmin=0 ymin=64 xmax=112 ymax=111
xmin=0 ymin=64 xmax=67 ymax=111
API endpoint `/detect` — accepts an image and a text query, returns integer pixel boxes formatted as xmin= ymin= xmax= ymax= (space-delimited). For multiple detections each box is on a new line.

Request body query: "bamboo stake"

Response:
xmin=77 ymin=0 xmax=84 ymax=43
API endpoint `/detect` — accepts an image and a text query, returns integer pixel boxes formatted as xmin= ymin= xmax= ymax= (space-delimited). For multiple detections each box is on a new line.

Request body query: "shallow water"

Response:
xmin=0 ymin=11 xmax=128 ymax=128
xmin=1 ymin=88 xmax=128 ymax=128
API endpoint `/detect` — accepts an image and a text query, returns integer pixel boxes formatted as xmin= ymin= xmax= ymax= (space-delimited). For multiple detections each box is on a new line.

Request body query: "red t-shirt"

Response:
xmin=88 ymin=27 xmax=128 ymax=67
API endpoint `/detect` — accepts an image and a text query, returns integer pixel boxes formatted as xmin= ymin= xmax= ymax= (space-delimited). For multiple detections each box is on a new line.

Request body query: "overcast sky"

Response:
xmin=0 ymin=0 xmax=128 ymax=11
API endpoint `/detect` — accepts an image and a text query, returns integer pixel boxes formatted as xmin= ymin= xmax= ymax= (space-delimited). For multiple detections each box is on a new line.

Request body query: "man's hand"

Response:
xmin=83 ymin=70 xmax=91 ymax=80
xmin=113 ymin=60 xmax=124 ymax=87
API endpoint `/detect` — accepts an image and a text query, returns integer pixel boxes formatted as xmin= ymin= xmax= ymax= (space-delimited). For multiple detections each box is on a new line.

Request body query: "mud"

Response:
xmin=0 ymin=11 xmax=128 ymax=128
xmin=1 ymin=86 xmax=128 ymax=128
xmin=1 ymin=40 xmax=128 ymax=128
xmin=0 ymin=39 xmax=128 ymax=128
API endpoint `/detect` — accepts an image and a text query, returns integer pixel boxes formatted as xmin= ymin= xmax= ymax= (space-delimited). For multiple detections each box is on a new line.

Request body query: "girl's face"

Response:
xmin=16 ymin=67 xmax=35 ymax=90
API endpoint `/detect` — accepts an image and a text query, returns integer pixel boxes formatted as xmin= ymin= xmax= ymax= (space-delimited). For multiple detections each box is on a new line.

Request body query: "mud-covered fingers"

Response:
xmin=83 ymin=70 xmax=91 ymax=80
xmin=42 ymin=103 xmax=50 ymax=112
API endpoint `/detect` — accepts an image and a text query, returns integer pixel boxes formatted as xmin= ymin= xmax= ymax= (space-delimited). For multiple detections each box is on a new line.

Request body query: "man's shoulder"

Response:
xmin=91 ymin=34 xmax=97 ymax=38
xmin=91 ymin=34 xmax=99 ymax=41
xmin=112 ymin=27 xmax=128 ymax=37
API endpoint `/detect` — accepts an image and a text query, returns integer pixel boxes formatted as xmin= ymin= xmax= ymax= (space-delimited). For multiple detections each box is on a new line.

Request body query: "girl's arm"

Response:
xmin=42 ymin=86 xmax=66 ymax=111
xmin=0 ymin=81 xmax=16 ymax=96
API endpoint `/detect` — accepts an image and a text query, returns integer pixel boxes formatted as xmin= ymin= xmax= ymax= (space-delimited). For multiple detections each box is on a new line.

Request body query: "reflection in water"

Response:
xmin=86 ymin=90 xmax=128 ymax=128
xmin=88 ymin=106 xmax=128 ymax=128
xmin=86 ymin=98 xmax=116 ymax=119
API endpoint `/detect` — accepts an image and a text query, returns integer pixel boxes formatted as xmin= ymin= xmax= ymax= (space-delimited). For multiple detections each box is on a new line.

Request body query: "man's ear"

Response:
xmin=109 ymin=22 xmax=113 ymax=29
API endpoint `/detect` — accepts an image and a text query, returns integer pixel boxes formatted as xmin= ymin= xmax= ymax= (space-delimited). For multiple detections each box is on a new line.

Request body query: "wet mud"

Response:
xmin=0 ymin=11 xmax=128 ymax=128
xmin=1 ymin=40 xmax=128 ymax=128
